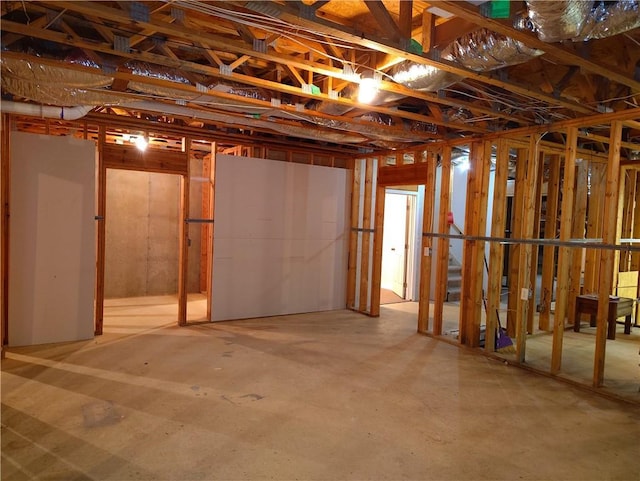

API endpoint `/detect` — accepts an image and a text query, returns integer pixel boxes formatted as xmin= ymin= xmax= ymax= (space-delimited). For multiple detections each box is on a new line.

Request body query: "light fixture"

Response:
xmin=135 ymin=136 xmax=148 ymax=152
xmin=358 ymin=73 xmax=381 ymax=104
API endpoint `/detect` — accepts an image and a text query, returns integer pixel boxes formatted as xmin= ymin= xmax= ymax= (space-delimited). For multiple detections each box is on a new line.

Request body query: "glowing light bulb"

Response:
xmin=135 ymin=136 xmax=148 ymax=151
xmin=358 ymin=77 xmax=379 ymax=104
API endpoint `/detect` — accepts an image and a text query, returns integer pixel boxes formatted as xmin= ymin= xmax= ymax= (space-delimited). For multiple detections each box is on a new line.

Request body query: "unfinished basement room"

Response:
xmin=1 ymin=1 xmax=640 ymax=480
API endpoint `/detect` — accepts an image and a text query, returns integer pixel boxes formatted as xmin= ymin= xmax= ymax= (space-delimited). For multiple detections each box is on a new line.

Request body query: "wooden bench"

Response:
xmin=574 ymin=295 xmax=634 ymax=340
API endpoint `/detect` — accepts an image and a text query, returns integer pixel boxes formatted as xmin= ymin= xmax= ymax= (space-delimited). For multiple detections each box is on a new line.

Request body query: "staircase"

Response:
xmin=447 ymin=254 xmax=463 ymax=302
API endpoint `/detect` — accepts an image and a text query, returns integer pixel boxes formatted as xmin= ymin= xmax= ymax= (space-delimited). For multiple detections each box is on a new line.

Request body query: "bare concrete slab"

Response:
xmin=2 ymin=296 xmax=639 ymax=480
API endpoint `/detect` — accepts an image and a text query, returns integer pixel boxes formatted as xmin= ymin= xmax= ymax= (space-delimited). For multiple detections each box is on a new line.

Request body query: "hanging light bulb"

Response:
xmin=135 ymin=136 xmax=148 ymax=152
xmin=358 ymin=74 xmax=381 ymax=104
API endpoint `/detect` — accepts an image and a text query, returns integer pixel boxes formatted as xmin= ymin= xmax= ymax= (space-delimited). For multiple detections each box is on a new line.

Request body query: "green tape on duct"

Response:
xmin=408 ymin=39 xmax=423 ymax=55
xmin=311 ymin=84 xmax=321 ymax=95
xmin=488 ymin=0 xmax=510 ymax=19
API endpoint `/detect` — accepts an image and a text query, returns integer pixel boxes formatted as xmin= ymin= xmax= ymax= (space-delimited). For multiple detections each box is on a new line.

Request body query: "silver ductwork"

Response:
xmin=442 ymin=29 xmax=544 ymax=72
xmin=526 ymin=0 xmax=640 ymax=42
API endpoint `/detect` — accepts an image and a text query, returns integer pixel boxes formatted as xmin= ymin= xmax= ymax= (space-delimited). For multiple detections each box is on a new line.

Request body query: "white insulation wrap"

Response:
xmin=392 ymin=62 xmax=463 ymax=92
xmin=2 ymin=77 xmax=131 ymax=106
xmin=443 ymin=29 xmax=544 ymax=71
xmin=578 ymin=0 xmax=640 ymax=40
xmin=526 ymin=0 xmax=593 ymax=42
xmin=0 ymin=57 xmax=113 ymax=88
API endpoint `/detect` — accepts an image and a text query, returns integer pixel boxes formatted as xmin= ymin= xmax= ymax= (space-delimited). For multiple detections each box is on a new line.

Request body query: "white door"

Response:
xmin=381 ymin=193 xmax=409 ymax=298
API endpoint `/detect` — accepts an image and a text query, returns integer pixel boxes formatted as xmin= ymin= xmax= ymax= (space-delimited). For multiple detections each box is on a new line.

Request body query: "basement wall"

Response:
xmin=212 ymin=154 xmax=350 ymax=321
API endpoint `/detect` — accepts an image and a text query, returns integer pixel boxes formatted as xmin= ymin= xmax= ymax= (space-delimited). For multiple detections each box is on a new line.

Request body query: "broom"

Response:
xmin=495 ymin=309 xmax=515 ymax=354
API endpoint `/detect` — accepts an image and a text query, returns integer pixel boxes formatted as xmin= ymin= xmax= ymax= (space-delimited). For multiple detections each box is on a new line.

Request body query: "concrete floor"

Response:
xmin=2 ymin=296 xmax=640 ymax=480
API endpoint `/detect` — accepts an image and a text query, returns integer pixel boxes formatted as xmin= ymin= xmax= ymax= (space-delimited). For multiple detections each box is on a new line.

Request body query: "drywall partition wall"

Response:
xmin=104 ymin=170 xmax=180 ymax=298
xmin=9 ymin=132 xmax=95 ymax=346
xmin=213 ymin=154 xmax=349 ymax=321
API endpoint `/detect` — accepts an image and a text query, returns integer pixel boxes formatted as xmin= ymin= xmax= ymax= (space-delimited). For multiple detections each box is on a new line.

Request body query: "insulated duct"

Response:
xmin=526 ymin=0 xmax=640 ymax=42
xmin=125 ymin=61 xmax=196 ymax=100
xmin=0 ymin=56 xmax=113 ymax=89
xmin=442 ymin=29 xmax=544 ymax=71
xmin=119 ymin=100 xmax=367 ymax=144
xmin=0 ymin=100 xmax=93 ymax=120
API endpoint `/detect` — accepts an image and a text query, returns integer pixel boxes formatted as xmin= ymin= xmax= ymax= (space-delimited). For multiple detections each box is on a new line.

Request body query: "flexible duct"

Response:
xmin=442 ymin=29 xmax=544 ymax=71
xmin=0 ymin=100 xmax=93 ymax=120
xmin=526 ymin=0 xmax=593 ymax=43
xmin=0 ymin=56 xmax=113 ymax=89
xmin=578 ymin=0 xmax=640 ymax=40
xmin=119 ymin=100 xmax=367 ymax=144
xmin=527 ymin=0 xmax=640 ymax=42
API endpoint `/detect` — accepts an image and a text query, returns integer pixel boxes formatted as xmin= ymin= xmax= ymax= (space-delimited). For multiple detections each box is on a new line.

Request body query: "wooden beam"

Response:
xmin=594 ymin=121 xmax=623 ymax=387
xmin=577 ymin=132 xmax=640 ymax=151
xmin=526 ymin=150 xmax=545 ymax=335
xmin=551 ymin=127 xmax=579 ymax=374
xmin=365 ymin=0 xmax=403 ymax=41
xmin=206 ymin=144 xmax=216 ymax=320
xmin=583 ymin=162 xmax=605 ymax=293
xmin=516 ymin=138 xmax=541 ymax=362
xmin=539 ymin=154 xmax=561 ymax=331
xmin=418 ymin=152 xmax=436 ymax=332
xmin=370 ymin=182 xmax=385 ymax=317
xmin=399 ymin=0 xmax=413 ymax=42
xmin=1 ymin=114 xmax=11 ymax=351
xmin=95 ymin=127 xmax=107 ymax=336
xmin=359 ymin=159 xmax=374 ymax=312
xmin=567 ymin=160 xmax=589 ymax=326
xmin=486 ymin=138 xmax=509 ymax=352
xmin=421 ymin=11 xmax=435 ymax=53
xmin=428 ymin=1 xmax=640 ymax=93
xmin=378 ymin=162 xmax=430 ymax=186
xmin=433 ymin=146 xmax=452 ymax=336
xmin=507 ymin=147 xmax=527 ymax=337
xmin=102 ymin=143 xmax=188 ymax=175
xmin=347 ymin=159 xmax=362 ymax=309
xmin=178 ymin=140 xmax=190 ymax=326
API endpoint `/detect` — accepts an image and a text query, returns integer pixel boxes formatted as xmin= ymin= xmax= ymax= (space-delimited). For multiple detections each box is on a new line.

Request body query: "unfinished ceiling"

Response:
xmin=1 ymin=0 xmax=640 ymax=153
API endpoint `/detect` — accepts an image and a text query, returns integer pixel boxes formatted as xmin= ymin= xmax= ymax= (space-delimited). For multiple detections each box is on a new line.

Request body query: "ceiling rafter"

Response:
xmin=1 ymin=11 xmax=531 ymax=125
xmin=233 ymin=1 xmax=595 ymax=115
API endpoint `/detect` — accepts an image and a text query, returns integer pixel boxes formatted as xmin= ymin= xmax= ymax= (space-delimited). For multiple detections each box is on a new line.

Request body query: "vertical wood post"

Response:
xmin=370 ymin=181 xmax=385 ymax=317
xmin=417 ymin=152 xmax=436 ymax=332
xmin=95 ymin=126 xmax=107 ymax=336
xmin=347 ymin=159 xmax=362 ymax=309
xmin=359 ymin=159 xmax=374 ymax=312
xmin=433 ymin=146 xmax=452 ymax=335
xmin=486 ymin=139 xmax=509 ymax=352
xmin=568 ymin=160 xmax=589 ymax=325
xmin=206 ymin=144 xmax=216 ymax=320
xmin=551 ymin=127 xmax=578 ymax=374
xmin=515 ymin=136 xmax=541 ymax=362
xmin=539 ymin=154 xmax=561 ymax=331
xmin=593 ymin=121 xmax=623 ymax=387
xmin=584 ymin=162 xmax=605 ymax=293
xmin=178 ymin=138 xmax=191 ymax=326
xmin=1 ymin=114 xmax=11 ymax=351
xmin=506 ymin=148 xmax=527 ymax=337
xmin=526 ymin=151 xmax=545 ymax=334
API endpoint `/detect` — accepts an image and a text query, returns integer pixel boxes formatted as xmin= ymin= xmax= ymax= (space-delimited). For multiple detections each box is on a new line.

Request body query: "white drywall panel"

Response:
xmin=9 ymin=132 xmax=95 ymax=346
xmin=212 ymin=155 xmax=349 ymax=321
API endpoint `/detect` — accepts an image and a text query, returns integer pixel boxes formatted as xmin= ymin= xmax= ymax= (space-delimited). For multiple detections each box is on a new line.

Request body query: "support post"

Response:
xmin=178 ymin=138 xmax=191 ymax=326
xmin=594 ymin=121 xmax=623 ymax=387
xmin=95 ymin=126 xmax=106 ymax=335
xmin=358 ymin=159 xmax=374 ymax=312
xmin=370 ymin=182 xmax=385 ymax=317
xmin=1 ymin=114 xmax=11 ymax=352
xmin=433 ymin=146 xmax=452 ymax=335
xmin=417 ymin=152 xmax=436 ymax=332
xmin=347 ymin=159 xmax=362 ymax=309
xmin=551 ymin=127 xmax=578 ymax=374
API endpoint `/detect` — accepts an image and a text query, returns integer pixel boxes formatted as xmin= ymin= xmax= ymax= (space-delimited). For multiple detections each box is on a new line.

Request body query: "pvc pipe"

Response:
xmin=0 ymin=101 xmax=93 ymax=120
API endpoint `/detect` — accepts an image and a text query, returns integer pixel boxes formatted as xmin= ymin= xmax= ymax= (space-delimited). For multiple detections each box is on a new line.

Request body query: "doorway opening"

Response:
xmin=380 ymin=189 xmax=419 ymax=305
xmin=104 ymin=169 xmax=183 ymax=329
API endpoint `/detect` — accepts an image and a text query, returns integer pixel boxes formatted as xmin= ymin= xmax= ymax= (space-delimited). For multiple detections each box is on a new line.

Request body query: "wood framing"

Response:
xmin=515 ymin=137 xmax=541 ymax=362
xmin=433 ymin=146 xmax=452 ymax=336
xmin=178 ymin=139 xmax=191 ymax=326
xmin=370 ymin=183 xmax=385 ymax=317
xmin=95 ymin=127 xmax=107 ymax=335
xmin=539 ymin=154 xmax=561 ymax=331
xmin=551 ymin=127 xmax=579 ymax=374
xmin=358 ymin=159 xmax=374 ymax=313
xmin=1 ymin=114 xmax=10 ymax=351
xmin=486 ymin=139 xmax=509 ymax=352
xmin=593 ymin=121 xmax=623 ymax=387
xmin=347 ymin=159 xmax=362 ymax=309
xmin=417 ymin=152 xmax=437 ymax=333
xmin=568 ymin=160 xmax=589 ymax=325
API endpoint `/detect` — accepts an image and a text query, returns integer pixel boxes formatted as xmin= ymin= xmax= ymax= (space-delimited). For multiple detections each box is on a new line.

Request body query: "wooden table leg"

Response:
xmin=624 ymin=314 xmax=632 ymax=335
